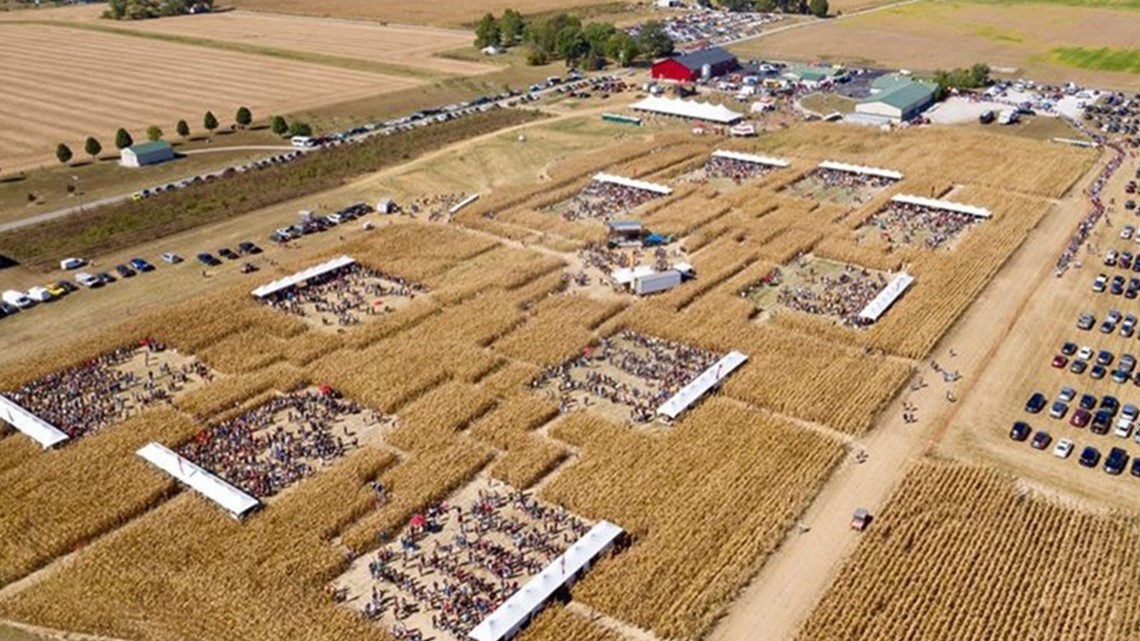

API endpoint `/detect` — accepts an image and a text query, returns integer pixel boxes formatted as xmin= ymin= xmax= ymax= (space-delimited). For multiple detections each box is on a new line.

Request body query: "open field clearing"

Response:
xmin=731 ymin=0 xmax=1140 ymax=89
xmin=224 ymin=0 xmax=626 ymax=27
xmin=796 ymin=461 xmax=1140 ymax=641
xmin=96 ymin=11 xmax=501 ymax=77
xmin=0 ymin=24 xmax=420 ymax=171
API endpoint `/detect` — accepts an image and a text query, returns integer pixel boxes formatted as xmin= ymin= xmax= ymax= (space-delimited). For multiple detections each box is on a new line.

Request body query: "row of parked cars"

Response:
xmin=1017 ymin=388 xmax=1138 ymax=475
xmin=1075 ymin=308 xmax=1140 ymax=337
xmin=1052 ymin=338 xmax=1140 ymax=384
xmin=1011 ymin=418 xmax=1133 ymax=475
xmin=0 ymin=256 xmax=160 ymax=319
xmin=268 ymin=202 xmax=374 ymax=244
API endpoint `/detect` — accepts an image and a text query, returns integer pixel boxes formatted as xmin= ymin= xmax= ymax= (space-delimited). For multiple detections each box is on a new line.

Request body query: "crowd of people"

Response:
xmin=794 ymin=168 xmax=897 ymax=205
xmin=403 ymin=193 xmax=468 ymax=223
xmin=357 ymin=485 xmax=590 ymax=640
xmin=179 ymin=389 xmax=365 ymax=499
xmin=558 ymin=180 xmax=664 ymax=222
xmin=567 ymin=243 xmax=674 ymax=288
xmin=698 ymin=156 xmax=777 ymax=183
xmin=1056 ymin=114 xmax=1129 ymax=273
xmin=532 ymin=330 xmax=720 ymax=422
xmin=5 ymin=340 xmax=209 ymax=440
xmin=263 ymin=264 xmax=426 ymax=327
xmin=865 ymin=202 xmax=981 ymax=250
xmin=773 ymin=260 xmax=889 ymax=327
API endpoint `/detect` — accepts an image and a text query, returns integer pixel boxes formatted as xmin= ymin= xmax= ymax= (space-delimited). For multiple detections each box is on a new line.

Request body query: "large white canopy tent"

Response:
xmin=0 ymin=395 xmax=69 ymax=449
xmin=658 ymin=351 xmax=749 ymax=420
xmin=591 ymin=173 xmax=673 ymax=196
xmin=468 ymin=521 xmax=624 ymax=641
xmin=136 ymin=442 xmax=262 ymax=519
xmin=890 ymin=194 xmax=992 ymax=219
xmin=711 ymin=149 xmax=790 ymax=168
xmin=631 ymin=96 xmax=744 ymax=124
xmin=250 ymin=255 xmax=356 ymax=299
xmin=818 ymin=160 xmax=903 ymax=181
xmin=858 ymin=273 xmax=915 ymax=323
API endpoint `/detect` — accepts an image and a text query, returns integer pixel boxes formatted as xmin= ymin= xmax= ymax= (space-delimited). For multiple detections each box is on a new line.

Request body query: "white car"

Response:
xmin=59 ymin=257 xmax=86 ymax=271
xmin=75 ymin=272 xmax=102 ymax=288
xmin=1093 ymin=274 xmax=1108 ymax=292
xmin=1078 ymin=346 xmax=1095 ymax=361
xmin=1115 ymin=418 xmax=1134 ymax=439
xmin=1058 ymin=386 xmax=1077 ymax=403
xmin=161 ymin=252 xmax=183 ymax=264
xmin=1106 ymin=249 xmax=1119 ymax=266
xmin=1123 ymin=225 xmax=1135 ymax=239
xmin=1053 ymin=438 xmax=1074 ymax=458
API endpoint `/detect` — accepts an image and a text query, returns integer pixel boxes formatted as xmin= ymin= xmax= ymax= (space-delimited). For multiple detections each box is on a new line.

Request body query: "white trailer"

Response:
xmin=26 ymin=286 xmax=54 ymax=303
xmin=634 ymin=270 xmax=681 ymax=296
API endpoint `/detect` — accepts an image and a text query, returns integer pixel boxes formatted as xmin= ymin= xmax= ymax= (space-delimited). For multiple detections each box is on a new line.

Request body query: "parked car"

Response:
xmin=1091 ymin=365 xmax=1107 ymax=379
xmin=1058 ymin=386 xmax=1077 ymax=403
xmin=1052 ymin=355 xmax=1069 ymax=368
xmin=1010 ymin=421 xmax=1032 ymax=441
xmin=1102 ymin=396 xmax=1120 ymax=414
xmin=115 ymin=264 xmax=136 ymax=278
xmin=59 ymin=257 xmax=86 ymax=270
xmin=1061 ymin=342 xmax=1078 ymax=356
xmin=161 ymin=252 xmax=183 ymax=264
xmin=1130 ymin=457 xmax=1140 ymax=477
xmin=1031 ymin=431 xmax=1052 ymax=450
xmin=1054 ymin=438 xmax=1075 ymax=458
xmin=1080 ymin=446 xmax=1101 ymax=467
xmin=218 ymin=248 xmax=240 ymax=261
xmin=1078 ymin=346 xmax=1094 ymax=361
xmin=130 ymin=258 xmax=155 ymax=272
xmin=1025 ymin=392 xmax=1047 ymax=413
xmin=1093 ymin=273 xmax=1108 ymax=292
xmin=1071 ymin=409 xmax=1092 ymax=428
xmin=1078 ymin=313 xmax=1095 ymax=331
xmin=96 ymin=272 xmax=116 ymax=284
xmin=1105 ymin=447 xmax=1129 ymax=475
xmin=75 ymin=272 xmax=102 ymax=288
xmin=1049 ymin=401 xmax=1069 ymax=419
xmin=1071 ymin=360 xmax=1089 ymax=374
xmin=1092 ymin=410 xmax=1114 ymax=434
xmin=238 ymin=241 xmax=261 ymax=255
xmin=1115 ymin=417 xmax=1134 ymax=438
xmin=1079 ymin=393 xmax=1098 ymax=411
xmin=197 ymin=253 xmax=221 ymax=267
xmin=1123 ymin=225 xmax=1135 ymax=239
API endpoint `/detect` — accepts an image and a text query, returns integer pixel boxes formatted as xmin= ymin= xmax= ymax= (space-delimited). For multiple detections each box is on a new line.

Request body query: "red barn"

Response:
xmin=651 ymin=47 xmax=739 ymax=83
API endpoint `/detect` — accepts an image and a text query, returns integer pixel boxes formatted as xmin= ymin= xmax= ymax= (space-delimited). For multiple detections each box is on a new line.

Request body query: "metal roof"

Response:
xmin=890 ymin=194 xmax=992 ymax=219
xmin=657 ymin=351 xmax=748 ymax=420
xmin=712 ymin=150 xmax=789 ymax=168
xmin=858 ymin=273 xmax=915 ymax=323
xmin=670 ymin=47 xmax=737 ymax=71
xmin=0 ymin=394 xmax=69 ymax=449
xmin=251 ymin=255 xmax=356 ymax=299
xmin=592 ymin=173 xmax=673 ymax=195
xmin=818 ymin=161 xmax=903 ymax=181
xmin=136 ymin=442 xmax=262 ymax=519
xmin=124 ymin=140 xmax=173 ymax=156
xmin=860 ymin=81 xmax=936 ymax=111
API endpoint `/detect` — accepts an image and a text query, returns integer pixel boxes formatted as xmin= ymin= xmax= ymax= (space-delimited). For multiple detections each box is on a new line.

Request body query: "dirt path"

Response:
xmin=709 ymin=153 xmax=1107 ymax=641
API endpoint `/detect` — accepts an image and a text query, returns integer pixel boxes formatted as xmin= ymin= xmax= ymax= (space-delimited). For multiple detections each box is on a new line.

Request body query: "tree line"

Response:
xmin=715 ymin=0 xmax=829 ymax=18
xmin=475 ymin=10 xmax=675 ymax=69
xmin=104 ymin=0 xmax=212 ymax=20
xmin=51 ymin=107 xmax=313 ymax=166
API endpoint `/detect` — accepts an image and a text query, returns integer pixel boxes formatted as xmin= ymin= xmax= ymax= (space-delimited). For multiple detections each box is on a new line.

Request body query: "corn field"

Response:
xmin=796 ymin=461 xmax=1140 ymax=641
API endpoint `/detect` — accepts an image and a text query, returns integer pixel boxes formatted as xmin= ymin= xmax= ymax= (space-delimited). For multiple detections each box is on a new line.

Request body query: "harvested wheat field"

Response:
xmin=0 ymin=23 xmax=420 ymax=170
xmin=0 ymin=103 xmax=1117 ymax=641
xmin=107 ymin=11 xmax=501 ymax=76
xmin=226 ymin=0 xmax=621 ymax=27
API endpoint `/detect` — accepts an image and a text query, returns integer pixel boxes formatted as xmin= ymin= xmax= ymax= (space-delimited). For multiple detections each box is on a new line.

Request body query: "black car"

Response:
xmin=0 ymin=302 xmax=19 ymax=315
xmin=1025 ymin=392 xmax=1047 ymax=413
xmin=1080 ymin=446 xmax=1101 ymax=468
xmin=979 ymin=110 xmax=995 ymax=124
xmin=115 ymin=264 xmax=136 ymax=278
xmin=1010 ymin=421 xmax=1032 ymax=441
xmin=1131 ymin=458 xmax=1140 ymax=477
xmin=218 ymin=248 xmax=240 ymax=261
xmin=237 ymin=241 xmax=262 ymax=255
xmin=1105 ymin=447 xmax=1129 ymax=475
xmin=1092 ymin=409 xmax=1114 ymax=435
xmin=1061 ymin=342 xmax=1078 ymax=356
xmin=1112 ymin=276 xmax=1126 ymax=295
xmin=1102 ymin=396 xmax=1120 ymax=414
xmin=97 ymin=272 xmax=116 ymax=284
xmin=1080 ymin=393 xmax=1098 ymax=411
xmin=1097 ymin=350 xmax=1115 ymax=366
xmin=1071 ymin=360 xmax=1089 ymax=375
xmin=197 ymin=252 xmax=221 ymax=266
xmin=1092 ymin=365 xmax=1108 ymax=380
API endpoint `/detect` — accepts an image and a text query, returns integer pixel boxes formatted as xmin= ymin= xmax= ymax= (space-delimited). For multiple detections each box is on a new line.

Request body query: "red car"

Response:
xmin=1052 ymin=354 xmax=1069 ymax=369
xmin=1070 ymin=408 xmax=1091 ymax=428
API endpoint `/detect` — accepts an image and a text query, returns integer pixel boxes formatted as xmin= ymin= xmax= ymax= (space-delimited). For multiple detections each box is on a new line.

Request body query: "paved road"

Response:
xmin=180 ymin=145 xmax=294 ymax=155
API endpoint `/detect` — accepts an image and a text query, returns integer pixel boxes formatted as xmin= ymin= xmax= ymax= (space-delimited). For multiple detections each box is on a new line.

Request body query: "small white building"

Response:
xmin=119 ymin=141 xmax=175 ymax=168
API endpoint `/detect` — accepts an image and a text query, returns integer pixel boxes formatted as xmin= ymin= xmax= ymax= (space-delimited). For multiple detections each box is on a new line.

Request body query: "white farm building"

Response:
xmin=120 ymin=140 xmax=175 ymax=168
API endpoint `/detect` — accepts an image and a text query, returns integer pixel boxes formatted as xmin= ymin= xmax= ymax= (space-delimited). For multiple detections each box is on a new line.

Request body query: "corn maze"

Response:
xmin=0 ymin=119 xmax=1101 ymax=641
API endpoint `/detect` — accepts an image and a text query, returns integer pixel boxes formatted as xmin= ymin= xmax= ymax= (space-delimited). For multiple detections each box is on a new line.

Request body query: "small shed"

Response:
xmin=376 ymin=198 xmax=398 ymax=214
xmin=120 ymin=141 xmax=175 ymax=168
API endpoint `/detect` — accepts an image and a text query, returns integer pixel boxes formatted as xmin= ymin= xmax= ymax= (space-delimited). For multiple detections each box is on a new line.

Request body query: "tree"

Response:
xmin=755 ymin=0 xmax=777 ymax=11
xmin=146 ymin=125 xmax=164 ymax=142
xmin=115 ymin=128 xmax=133 ymax=150
xmin=719 ymin=0 xmax=755 ymax=10
xmin=474 ymin=13 xmax=501 ymax=48
xmin=525 ymin=46 xmax=549 ymax=66
xmin=84 ymin=137 xmax=102 ymax=161
xmin=176 ymin=119 xmax=190 ymax=140
xmin=636 ymin=21 xmax=674 ymax=58
xmin=204 ymin=110 xmax=219 ymax=138
xmin=288 ymin=121 xmax=313 ymax=137
xmin=583 ymin=22 xmax=616 ymax=52
xmin=808 ymin=0 xmax=828 ymax=17
xmin=270 ymin=115 xmax=289 ymax=136
xmin=235 ymin=106 xmax=252 ymax=129
xmin=555 ymin=25 xmax=589 ymax=66
xmin=55 ymin=143 xmax=73 ymax=165
xmin=969 ymin=63 xmax=991 ymax=86
xmin=500 ymin=9 xmax=524 ymax=46
xmin=606 ymin=31 xmax=640 ymax=67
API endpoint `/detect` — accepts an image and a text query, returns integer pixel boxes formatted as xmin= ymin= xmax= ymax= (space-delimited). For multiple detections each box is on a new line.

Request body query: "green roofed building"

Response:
xmin=784 ymin=64 xmax=848 ymax=88
xmin=855 ymin=76 xmax=938 ymax=122
xmin=119 ymin=140 xmax=175 ymax=168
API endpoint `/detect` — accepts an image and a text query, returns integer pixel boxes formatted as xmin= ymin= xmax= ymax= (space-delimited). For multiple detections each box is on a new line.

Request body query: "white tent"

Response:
xmin=468 ymin=521 xmax=624 ymax=641
xmin=818 ymin=160 xmax=903 ymax=181
xmin=449 ymin=193 xmax=480 ymax=214
xmin=611 ymin=265 xmax=657 ymax=286
xmin=592 ymin=173 xmax=673 ymax=196
xmin=890 ymin=194 xmax=991 ymax=218
xmin=630 ymin=96 xmax=744 ymax=124
xmin=136 ymin=442 xmax=261 ymax=519
xmin=711 ymin=150 xmax=790 ymax=168
xmin=858 ymin=273 xmax=915 ymax=323
xmin=657 ymin=351 xmax=748 ymax=420
xmin=251 ymin=255 xmax=356 ymax=299
xmin=0 ymin=394 xmax=69 ymax=449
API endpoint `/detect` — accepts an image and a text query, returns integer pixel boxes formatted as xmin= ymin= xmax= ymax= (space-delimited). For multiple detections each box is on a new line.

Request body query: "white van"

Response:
xmin=26 ymin=286 xmax=54 ymax=303
xmin=75 ymin=272 xmax=102 ymax=288
xmin=59 ymin=257 xmax=86 ymax=270
xmin=2 ymin=289 xmax=35 ymax=308
xmin=291 ymin=136 xmax=315 ymax=148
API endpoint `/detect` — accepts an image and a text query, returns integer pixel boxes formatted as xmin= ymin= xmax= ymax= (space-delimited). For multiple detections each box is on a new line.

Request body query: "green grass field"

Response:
xmin=1051 ymin=47 xmax=1140 ymax=73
